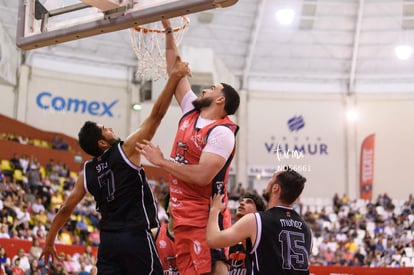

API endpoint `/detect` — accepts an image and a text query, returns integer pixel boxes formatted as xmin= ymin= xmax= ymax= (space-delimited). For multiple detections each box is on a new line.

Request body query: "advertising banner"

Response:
xmin=359 ymin=134 xmax=375 ymax=201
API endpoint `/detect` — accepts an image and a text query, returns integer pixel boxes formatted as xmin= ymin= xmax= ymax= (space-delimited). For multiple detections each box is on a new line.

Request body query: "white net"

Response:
xmin=129 ymin=16 xmax=190 ymax=81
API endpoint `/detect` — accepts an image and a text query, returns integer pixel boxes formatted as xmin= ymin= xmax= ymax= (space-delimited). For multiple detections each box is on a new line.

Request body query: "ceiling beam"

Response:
xmin=348 ymin=0 xmax=364 ymax=95
xmin=241 ymin=0 xmax=266 ymax=90
xmin=236 ymin=71 xmax=414 ymax=81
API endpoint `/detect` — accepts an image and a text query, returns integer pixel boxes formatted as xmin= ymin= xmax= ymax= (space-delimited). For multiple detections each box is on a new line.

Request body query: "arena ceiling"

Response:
xmin=1 ymin=0 xmax=414 ymax=93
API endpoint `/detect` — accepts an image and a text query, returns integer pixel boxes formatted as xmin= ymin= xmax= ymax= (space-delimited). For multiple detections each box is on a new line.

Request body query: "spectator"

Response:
xmin=323 ymin=247 xmax=335 ymax=265
xmin=0 ymin=246 xmax=11 ymax=275
xmin=29 ymin=238 xmax=43 ymax=260
xmin=51 ymin=262 xmax=67 ymax=275
xmin=82 ymin=245 xmax=96 ymax=267
xmin=10 ymin=258 xmax=24 ymax=275
xmin=59 ymin=163 xmax=70 ymax=178
xmin=24 ymin=259 xmax=43 ymax=275
xmin=31 ymin=198 xmax=45 ymax=215
xmin=34 ymin=225 xmax=47 ymax=243
xmin=50 ymin=190 xmax=63 ymax=213
xmin=51 ymin=135 xmax=69 ymax=151
xmin=13 ymin=203 xmax=31 ymax=227
xmin=75 ymin=216 xmax=89 ymax=243
xmin=12 ymin=249 xmax=30 ymax=272
xmin=19 ymin=155 xmax=30 ymax=174
xmin=77 ymin=261 xmax=90 ymax=275
xmin=27 ymin=167 xmax=42 ymax=195
xmin=87 ymin=227 xmax=100 ymax=247
xmin=62 ymin=254 xmax=80 ymax=274
xmin=28 ymin=157 xmax=40 ymax=172
xmin=45 ymin=159 xmax=54 ymax=176
xmin=10 ymin=154 xmax=22 ymax=171
xmin=58 ymin=227 xmax=73 ymax=245
xmin=353 ymin=248 xmax=365 ymax=266
xmin=0 ymin=224 xmax=10 ymax=238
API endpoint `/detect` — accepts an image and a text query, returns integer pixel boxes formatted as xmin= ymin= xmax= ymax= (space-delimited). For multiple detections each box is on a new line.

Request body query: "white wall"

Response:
xmin=0 ymin=84 xmax=15 ymax=117
xmin=0 ymin=22 xmax=18 ymax=86
xmin=356 ymin=94 xmax=414 ymax=200
xmin=181 ymin=46 xmax=236 ymax=87
xmin=245 ymin=92 xmax=347 ymax=198
xmin=239 ymin=91 xmax=414 ymax=201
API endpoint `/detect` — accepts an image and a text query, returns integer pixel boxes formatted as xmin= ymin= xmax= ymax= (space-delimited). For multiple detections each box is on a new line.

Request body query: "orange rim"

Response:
xmin=133 ymin=16 xmax=190 ymax=33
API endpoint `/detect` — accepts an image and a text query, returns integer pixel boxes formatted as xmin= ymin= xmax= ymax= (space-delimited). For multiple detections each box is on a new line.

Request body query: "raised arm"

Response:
xmin=162 ymin=19 xmax=191 ymax=106
xmin=207 ymin=194 xmax=257 ymax=249
xmin=39 ymin=171 xmax=86 ymax=265
xmin=122 ymin=58 xmax=191 ymax=164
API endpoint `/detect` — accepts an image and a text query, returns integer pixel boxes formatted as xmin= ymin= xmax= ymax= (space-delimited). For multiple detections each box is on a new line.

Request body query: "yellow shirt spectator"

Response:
xmin=50 ymin=191 xmax=63 ymax=211
xmin=59 ymin=230 xmax=73 ymax=245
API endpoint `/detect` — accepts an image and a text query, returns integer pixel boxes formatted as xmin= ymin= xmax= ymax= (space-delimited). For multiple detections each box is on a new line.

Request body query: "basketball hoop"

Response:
xmin=129 ymin=16 xmax=190 ymax=81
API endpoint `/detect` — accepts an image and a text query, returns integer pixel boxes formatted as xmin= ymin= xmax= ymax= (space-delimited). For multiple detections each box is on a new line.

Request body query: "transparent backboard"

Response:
xmin=16 ymin=0 xmax=239 ymax=50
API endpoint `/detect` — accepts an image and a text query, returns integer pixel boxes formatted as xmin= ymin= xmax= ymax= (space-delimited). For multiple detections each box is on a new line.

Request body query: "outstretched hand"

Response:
xmin=171 ymin=56 xmax=192 ymax=78
xmin=210 ymin=193 xmax=226 ymax=213
xmin=39 ymin=244 xmax=58 ymax=266
xmin=136 ymin=140 xmax=165 ymax=166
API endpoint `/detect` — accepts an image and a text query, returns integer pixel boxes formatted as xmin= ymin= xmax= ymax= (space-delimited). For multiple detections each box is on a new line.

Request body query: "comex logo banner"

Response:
xmin=36 ymin=91 xmax=118 ymax=117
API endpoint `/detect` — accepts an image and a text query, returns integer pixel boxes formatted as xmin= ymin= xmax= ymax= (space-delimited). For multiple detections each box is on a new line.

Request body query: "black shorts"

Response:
xmin=97 ymin=230 xmax=162 ymax=275
xmin=211 ymin=247 xmax=227 ymax=268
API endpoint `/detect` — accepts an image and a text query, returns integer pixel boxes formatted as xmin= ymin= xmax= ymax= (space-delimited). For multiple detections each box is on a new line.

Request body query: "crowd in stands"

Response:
xmin=1 ymin=133 xmax=69 ymax=151
xmin=0 ymin=152 xmax=97 ymax=274
xmin=1 ymin=149 xmax=414 ymax=274
xmin=302 ymin=193 xmax=414 ymax=268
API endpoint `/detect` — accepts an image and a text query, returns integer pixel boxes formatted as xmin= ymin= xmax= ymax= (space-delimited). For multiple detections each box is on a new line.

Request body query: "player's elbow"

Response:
xmin=192 ymin=174 xmax=215 ymax=186
xmin=206 ymin=235 xmax=220 ymax=249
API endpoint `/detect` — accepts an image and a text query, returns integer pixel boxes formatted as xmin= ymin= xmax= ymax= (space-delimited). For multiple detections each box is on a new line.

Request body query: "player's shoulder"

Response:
xmin=209 ymin=124 xmax=235 ymax=136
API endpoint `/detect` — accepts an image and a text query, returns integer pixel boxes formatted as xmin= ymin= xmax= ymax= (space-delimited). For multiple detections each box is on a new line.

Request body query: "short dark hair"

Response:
xmin=220 ymin=83 xmax=240 ymax=115
xmin=240 ymin=192 xmax=265 ymax=211
xmin=276 ymin=167 xmax=306 ymax=204
xmin=78 ymin=121 xmax=103 ymax=157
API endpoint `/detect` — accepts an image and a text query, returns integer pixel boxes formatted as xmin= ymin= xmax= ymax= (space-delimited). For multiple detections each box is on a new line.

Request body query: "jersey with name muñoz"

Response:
xmin=249 ymin=206 xmax=312 ymax=275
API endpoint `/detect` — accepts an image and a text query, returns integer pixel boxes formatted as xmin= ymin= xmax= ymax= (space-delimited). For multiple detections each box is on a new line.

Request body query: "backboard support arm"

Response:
xmin=16 ymin=0 xmax=239 ymax=51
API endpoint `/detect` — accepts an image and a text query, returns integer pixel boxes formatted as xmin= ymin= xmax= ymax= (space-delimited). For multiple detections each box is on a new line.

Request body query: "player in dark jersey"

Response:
xmin=207 ymin=168 xmax=312 ymax=275
xmin=39 ymin=58 xmax=191 ymax=275
xmin=228 ymin=193 xmax=265 ymax=275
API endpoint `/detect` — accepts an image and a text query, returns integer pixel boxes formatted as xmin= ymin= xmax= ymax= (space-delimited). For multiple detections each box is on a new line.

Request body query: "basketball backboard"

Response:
xmin=16 ymin=0 xmax=239 ymax=50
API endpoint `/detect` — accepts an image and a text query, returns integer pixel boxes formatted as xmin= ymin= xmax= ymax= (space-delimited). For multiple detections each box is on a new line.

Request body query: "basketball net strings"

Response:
xmin=129 ymin=18 xmax=189 ymax=81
